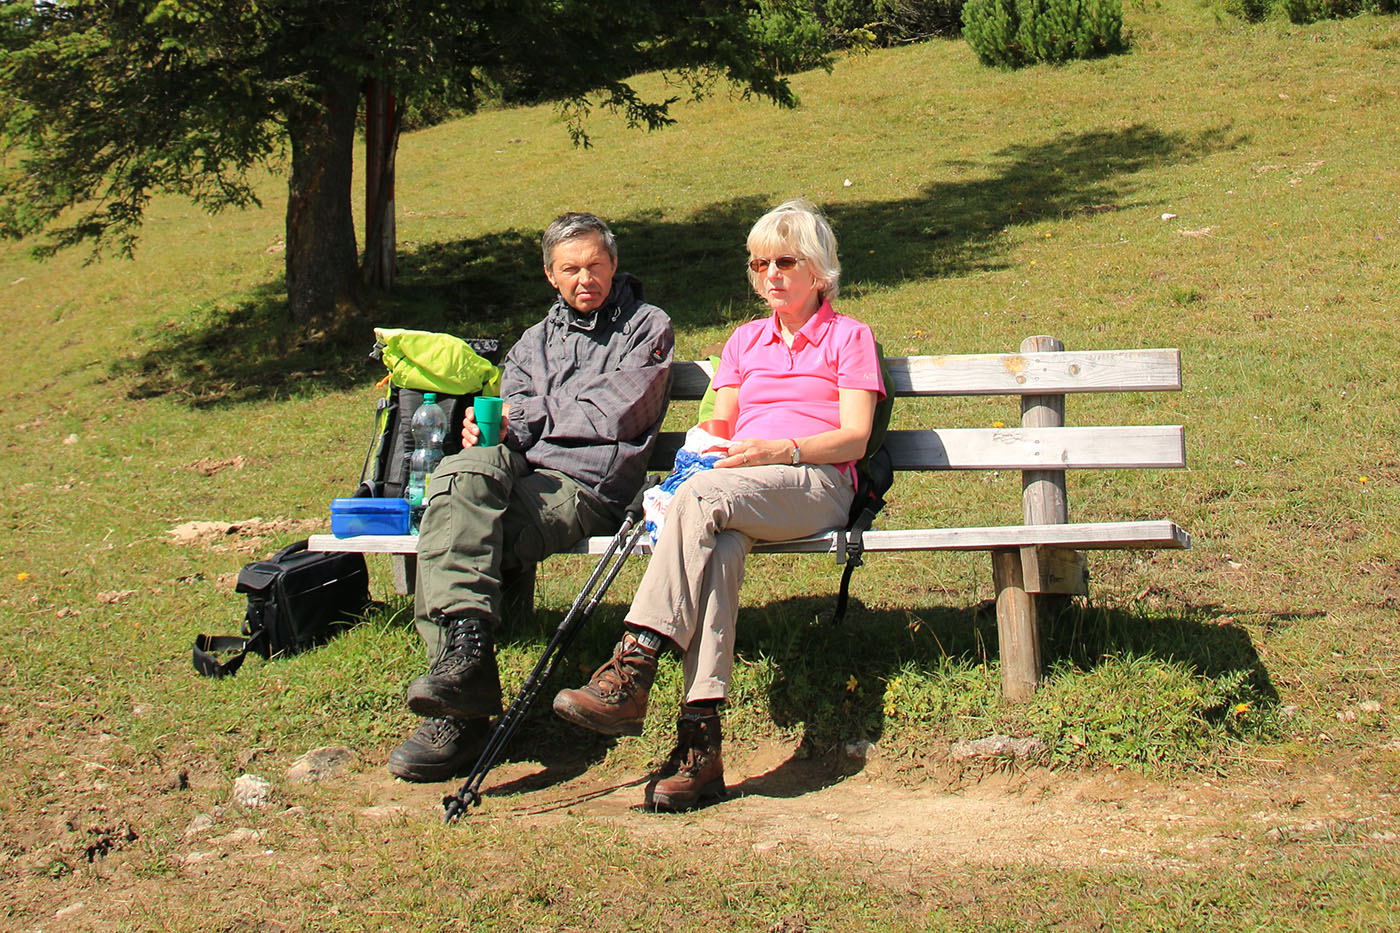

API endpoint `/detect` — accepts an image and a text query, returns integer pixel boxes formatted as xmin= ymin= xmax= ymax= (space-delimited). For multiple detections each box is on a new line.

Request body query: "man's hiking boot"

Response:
xmin=406 ymin=615 xmax=502 ymax=720
xmin=552 ymin=631 xmax=660 ymax=736
xmin=645 ymin=704 xmax=725 ymax=811
xmin=386 ymin=716 xmax=491 ymax=783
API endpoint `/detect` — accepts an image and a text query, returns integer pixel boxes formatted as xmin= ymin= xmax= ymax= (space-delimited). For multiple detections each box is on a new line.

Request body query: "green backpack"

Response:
xmin=360 ymin=331 xmax=502 ymax=499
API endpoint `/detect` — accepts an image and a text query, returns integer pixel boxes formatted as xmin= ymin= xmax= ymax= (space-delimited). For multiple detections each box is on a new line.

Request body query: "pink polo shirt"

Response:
xmin=713 ymin=301 xmax=885 ymax=477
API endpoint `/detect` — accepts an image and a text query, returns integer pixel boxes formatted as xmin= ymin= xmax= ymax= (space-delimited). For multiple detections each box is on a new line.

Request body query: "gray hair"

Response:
xmin=542 ymin=212 xmax=618 ymax=268
xmin=746 ymin=198 xmax=841 ymax=300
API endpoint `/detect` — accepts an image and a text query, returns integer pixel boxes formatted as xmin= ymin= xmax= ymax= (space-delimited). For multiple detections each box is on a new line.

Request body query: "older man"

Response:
xmin=388 ymin=212 xmax=674 ymax=782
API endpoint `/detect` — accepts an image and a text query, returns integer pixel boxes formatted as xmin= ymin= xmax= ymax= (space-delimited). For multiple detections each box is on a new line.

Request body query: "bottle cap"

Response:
xmin=423 ymin=392 xmax=437 ymax=402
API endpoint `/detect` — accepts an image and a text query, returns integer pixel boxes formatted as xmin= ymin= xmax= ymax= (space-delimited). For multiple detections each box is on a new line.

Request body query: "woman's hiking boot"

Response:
xmin=645 ymin=704 xmax=725 ymax=811
xmin=406 ymin=615 xmax=502 ymax=720
xmin=386 ymin=716 xmax=491 ymax=783
xmin=552 ymin=631 xmax=660 ymax=736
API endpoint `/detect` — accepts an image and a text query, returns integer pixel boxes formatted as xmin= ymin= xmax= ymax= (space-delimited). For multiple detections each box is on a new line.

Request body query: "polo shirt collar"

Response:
xmin=762 ymin=299 xmax=836 ymax=349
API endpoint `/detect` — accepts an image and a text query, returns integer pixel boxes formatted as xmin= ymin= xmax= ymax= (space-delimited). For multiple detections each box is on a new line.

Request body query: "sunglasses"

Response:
xmin=748 ymin=256 xmax=806 ymax=274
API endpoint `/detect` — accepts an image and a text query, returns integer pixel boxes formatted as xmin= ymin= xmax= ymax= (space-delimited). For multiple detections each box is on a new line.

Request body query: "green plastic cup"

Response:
xmin=474 ymin=396 xmax=503 ymax=446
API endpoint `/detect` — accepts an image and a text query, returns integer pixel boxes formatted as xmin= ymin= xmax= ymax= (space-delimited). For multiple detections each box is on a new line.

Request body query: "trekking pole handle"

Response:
xmin=624 ymin=474 xmax=661 ymax=522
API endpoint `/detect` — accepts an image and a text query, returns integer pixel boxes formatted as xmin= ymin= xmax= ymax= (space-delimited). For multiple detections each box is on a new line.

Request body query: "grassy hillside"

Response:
xmin=2 ymin=2 xmax=1398 ymax=928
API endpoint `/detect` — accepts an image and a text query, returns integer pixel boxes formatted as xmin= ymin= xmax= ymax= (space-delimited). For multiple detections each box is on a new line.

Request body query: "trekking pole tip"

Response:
xmin=441 ymin=789 xmax=480 ymax=824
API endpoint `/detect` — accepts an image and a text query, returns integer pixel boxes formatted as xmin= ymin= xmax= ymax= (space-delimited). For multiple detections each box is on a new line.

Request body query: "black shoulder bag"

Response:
xmin=193 ymin=540 xmax=369 ymax=677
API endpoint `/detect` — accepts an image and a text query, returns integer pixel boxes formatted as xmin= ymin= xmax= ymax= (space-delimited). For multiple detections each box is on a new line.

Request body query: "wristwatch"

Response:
xmin=789 ymin=439 xmax=801 ymax=465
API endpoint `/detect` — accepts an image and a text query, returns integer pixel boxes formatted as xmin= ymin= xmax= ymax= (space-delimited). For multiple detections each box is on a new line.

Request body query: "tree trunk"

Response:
xmin=285 ymin=72 xmax=362 ymax=325
xmin=362 ymin=78 xmax=400 ymax=290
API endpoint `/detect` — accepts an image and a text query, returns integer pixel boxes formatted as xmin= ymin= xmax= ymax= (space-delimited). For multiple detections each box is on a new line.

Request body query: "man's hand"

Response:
xmin=462 ymin=402 xmax=511 ymax=447
xmin=713 ymin=437 xmax=791 ymax=469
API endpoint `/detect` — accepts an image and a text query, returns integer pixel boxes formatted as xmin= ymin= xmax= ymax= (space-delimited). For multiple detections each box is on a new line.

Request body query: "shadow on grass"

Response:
xmin=117 ymin=123 xmax=1238 ymax=406
xmin=465 ymin=585 xmax=1276 ymax=803
xmin=722 ymin=593 xmax=1275 ymax=800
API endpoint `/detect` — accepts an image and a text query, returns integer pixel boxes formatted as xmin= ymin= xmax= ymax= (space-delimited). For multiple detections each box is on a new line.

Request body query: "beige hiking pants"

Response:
xmin=627 ymin=463 xmax=853 ymax=703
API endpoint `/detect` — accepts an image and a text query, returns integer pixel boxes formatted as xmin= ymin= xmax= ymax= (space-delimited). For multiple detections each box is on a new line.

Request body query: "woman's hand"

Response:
xmin=714 ymin=437 xmax=793 ymax=469
xmin=461 ymin=402 xmax=512 ymax=447
xmin=712 ymin=388 xmax=879 ymax=469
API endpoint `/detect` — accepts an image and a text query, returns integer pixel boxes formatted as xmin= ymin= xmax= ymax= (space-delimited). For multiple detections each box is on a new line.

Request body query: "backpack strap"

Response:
xmin=359 ymin=384 xmax=395 ymax=497
xmin=831 ymin=343 xmax=896 ymax=625
xmin=831 ymin=446 xmax=892 ymax=625
xmin=191 ymin=630 xmax=268 ymax=677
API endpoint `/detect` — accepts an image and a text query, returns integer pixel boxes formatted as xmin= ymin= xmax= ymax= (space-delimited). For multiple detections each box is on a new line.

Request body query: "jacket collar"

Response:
xmin=550 ymin=273 xmax=641 ymax=333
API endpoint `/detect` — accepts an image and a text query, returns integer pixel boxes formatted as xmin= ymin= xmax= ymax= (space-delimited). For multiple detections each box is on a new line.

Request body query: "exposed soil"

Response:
xmin=360 ymin=738 xmax=1395 ymax=869
xmin=8 ymin=729 xmax=1399 ymax=930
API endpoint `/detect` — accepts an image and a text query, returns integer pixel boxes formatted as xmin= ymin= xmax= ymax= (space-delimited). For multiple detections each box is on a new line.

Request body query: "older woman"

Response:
xmin=552 ymin=199 xmax=884 ymax=810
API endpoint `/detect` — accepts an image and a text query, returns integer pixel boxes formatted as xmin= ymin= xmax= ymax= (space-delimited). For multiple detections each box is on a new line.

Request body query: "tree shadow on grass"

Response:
xmin=118 ymin=123 xmax=1238 ymax=406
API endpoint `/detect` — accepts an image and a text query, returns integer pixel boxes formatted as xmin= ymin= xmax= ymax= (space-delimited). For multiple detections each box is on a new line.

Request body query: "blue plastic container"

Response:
xmin=330 ymin=497 xmax=411 ymax=537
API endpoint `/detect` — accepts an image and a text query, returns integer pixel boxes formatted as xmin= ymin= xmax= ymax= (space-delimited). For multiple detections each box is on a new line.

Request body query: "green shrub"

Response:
xmin=962 ymin=0 xmax=1125 ymax=67
xmin=1224 ymin=0 xmax=1275 ymax=21
xmin=750 ymin=1 xmax=834 ymax=73
xmin=1224 ymin=0 xmax=1397 ymax=22
xmin=835 ymin=0 xmax=969 ymax=41
xmin=1279 ymin=0 xmax=1395 ymax=21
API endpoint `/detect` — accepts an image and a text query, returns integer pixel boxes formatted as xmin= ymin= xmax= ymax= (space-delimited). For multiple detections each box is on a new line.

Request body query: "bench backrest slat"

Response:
xmin=648 ymin=425 xmax=1185 ymax=472
xmin=882 ymin=426 xmax=1186 ymax=471
xmin=666 ymin=349 xmax=1181 ymax=400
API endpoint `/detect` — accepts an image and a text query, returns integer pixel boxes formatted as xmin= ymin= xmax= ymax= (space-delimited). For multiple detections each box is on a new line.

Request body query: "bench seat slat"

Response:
xmin=308 ymin=520 xmax=1189 ymax=560
xmin=650 ymin=425 xmax=1186 ymax=471
xmin=667 ymin=349 xmax=1181 ymax=399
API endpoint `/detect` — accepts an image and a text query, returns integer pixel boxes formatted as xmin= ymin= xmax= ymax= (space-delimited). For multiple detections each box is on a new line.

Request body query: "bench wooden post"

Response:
xmin=391 ymin=554 xmax=416 ymax=597
xmin=993 ymin=335 xmax=1074 ymax=700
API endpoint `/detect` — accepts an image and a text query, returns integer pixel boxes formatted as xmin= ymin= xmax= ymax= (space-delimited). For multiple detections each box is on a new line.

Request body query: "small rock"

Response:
xmin=841 ymin=739 xmax=878 ymax=760
xmin=63 ymin=433 xmax=80 ymax=445
xmin=1359 ymin=700 xmax=1382 ymax=713
xmin=286 ymin=746 xmax=354 ymax=784
xmin=279 ymin=806 xmax=309 ymax=820
xmin=752 ymin=840 xmax=782 ymax=854
xmin=181 ymin=850 xmax=218 ymax=865
xmin=184 ymin=813 xmax=216 ymax=838
xmin=232 ymin=774 xmax=272 ymax=808
xmin=213 ymin=828 xmax=261 ymax=847
xmin=1161 ymin=212 xmax=1177 ymax=221
xmin=55 ymin=902 xmax=86 ymax=920
xmin=161 ymin=768 xmax=190 ymax=793
xmin=950 ymin=734 xmax=1048 ymax=762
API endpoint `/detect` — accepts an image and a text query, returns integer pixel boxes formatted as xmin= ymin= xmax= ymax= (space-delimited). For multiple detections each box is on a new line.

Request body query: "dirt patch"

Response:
xmin=164 ymin=517 xmax=323 ymax=555
xmin=334 ymin=736 xmax=1399 ymax=872
xmin=7 ymin=729 xmax=1399 ymax=928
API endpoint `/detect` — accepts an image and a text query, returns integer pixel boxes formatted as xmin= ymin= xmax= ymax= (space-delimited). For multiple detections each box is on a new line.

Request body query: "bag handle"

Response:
xmin=192 ymin=631 xmax=267 ymax=677
xmin=272 ymin=539 xmax=310 ymax=561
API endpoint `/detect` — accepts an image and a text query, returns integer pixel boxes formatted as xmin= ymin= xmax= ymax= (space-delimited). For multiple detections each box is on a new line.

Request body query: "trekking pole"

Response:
xmin=443 ymin=478 xmax=656 ymax=823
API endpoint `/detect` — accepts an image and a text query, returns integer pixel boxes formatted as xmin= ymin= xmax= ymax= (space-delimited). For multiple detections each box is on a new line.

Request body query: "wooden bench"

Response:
xmin=310 ymin=335 xmax=1190 ymax=699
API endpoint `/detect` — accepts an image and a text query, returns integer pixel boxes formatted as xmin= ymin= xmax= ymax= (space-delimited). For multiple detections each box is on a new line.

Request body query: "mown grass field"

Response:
xmin=2 ymin=2 xmax=1398 ymax=929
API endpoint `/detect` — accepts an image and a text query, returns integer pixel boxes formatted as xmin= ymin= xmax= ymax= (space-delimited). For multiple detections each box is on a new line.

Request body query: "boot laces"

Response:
xmin=668 ymin=717 xmax=716 ymax=776
xmin=592 ymin=638 xmax=648 ymax=697
xmin=444 ymin=618 xmax=486 ymax=659
xmin=417 ymin=717 xmax=460 ymax=746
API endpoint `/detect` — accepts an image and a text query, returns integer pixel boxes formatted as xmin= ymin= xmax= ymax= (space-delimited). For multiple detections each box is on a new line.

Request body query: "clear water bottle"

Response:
xmin=406 ymin=392 xmax=447 ymax=529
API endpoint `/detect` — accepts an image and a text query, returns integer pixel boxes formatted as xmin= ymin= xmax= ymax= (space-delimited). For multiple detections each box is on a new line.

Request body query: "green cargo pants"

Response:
xmin=413 ymin=445 xmax=615 ymax=659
